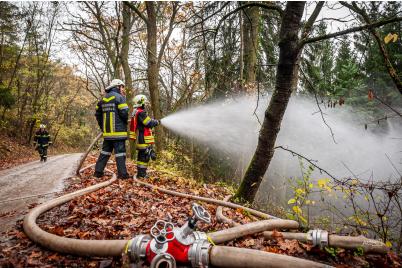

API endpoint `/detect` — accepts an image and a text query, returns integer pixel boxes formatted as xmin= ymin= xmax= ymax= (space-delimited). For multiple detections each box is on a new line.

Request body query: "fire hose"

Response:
xmin=20 ymin=136 xmax=344 ymax=267
xmin=216 ymin=196 xmax=389 ymax=254
xmin=23 ymin=175 xmax=330 ymax=267
xmin=23 ymin=162 xmax=334 ymax=267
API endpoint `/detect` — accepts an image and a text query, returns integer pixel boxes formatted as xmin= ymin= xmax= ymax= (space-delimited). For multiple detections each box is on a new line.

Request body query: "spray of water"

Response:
xmin=161 ymin=94 xmax=402 ymax=202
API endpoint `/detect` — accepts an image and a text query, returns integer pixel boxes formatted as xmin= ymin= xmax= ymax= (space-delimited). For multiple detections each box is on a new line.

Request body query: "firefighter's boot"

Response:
xmin=115 ymin=140 xmax=129 ymax=179
xmin=137 ymin=167 xmax=148 ymax=178
xmin=94 ymin=140 xmax=112 ymax=178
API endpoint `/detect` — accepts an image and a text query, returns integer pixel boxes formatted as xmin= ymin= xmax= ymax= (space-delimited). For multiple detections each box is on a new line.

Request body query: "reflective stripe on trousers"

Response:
xmin=95 ymin=139 xmax=128 ymax=178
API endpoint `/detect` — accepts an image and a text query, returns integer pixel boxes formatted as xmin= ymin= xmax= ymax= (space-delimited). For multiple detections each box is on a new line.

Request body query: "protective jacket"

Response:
xmin=34 ymin=130 xmax=51 ymax=147
xmin=129 ymin=107 xmax=158 ymax=149
xmin=95 ymin=87 xmax=129 ymax=140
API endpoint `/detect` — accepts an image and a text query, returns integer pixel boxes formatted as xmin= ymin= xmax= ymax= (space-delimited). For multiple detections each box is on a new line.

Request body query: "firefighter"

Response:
xmin=129 ymin=94 xmax=160 ymax=178
xmin=34 ymin=124 xmax=52 ymax=162
xmin=94 ymin=79 xmax=130 ymax=179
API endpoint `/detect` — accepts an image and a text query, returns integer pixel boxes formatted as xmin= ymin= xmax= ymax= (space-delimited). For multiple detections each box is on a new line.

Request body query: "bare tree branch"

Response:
xmin=124 ymin=1 xmax=148 ymax=24
xmin=302 ymin=16 xmax=402 ymax=45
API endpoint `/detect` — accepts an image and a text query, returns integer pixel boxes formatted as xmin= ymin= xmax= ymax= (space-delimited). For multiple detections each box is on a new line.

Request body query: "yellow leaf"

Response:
xmin=386 ymin=241 xmax=392 ymax=248
xmin=384 ymin=33 xmax=398 ymax=44
xmin=288 ymin=198 xmax=296 ymax=205
xmin=299 ymin=215 xmax=307 ymax=224
xmin=292 ymin=205 xmax=302 ymax=215
xmin=317 ymin=178 xmax=329 ymax=188
xmin=384 ymin=33 xmax=393 ymax=44
xmin=295 ymin=188 xmax=305 ymax=196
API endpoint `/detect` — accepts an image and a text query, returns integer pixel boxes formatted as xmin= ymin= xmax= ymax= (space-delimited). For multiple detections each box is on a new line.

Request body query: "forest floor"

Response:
xmin=0 ymin=153 xmax=401 ymax=267
xmin=0 ymin=134 xmax=38 ymax=171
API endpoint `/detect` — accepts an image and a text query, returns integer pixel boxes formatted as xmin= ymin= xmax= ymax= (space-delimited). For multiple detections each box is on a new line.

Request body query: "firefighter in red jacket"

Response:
xmin=129 ymin=94 xmax=160 ymax=178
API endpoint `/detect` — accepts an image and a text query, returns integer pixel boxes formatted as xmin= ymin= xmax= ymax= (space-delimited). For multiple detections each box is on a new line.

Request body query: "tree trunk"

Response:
xmin=243 ymin=5 xmax=260 ymax=84
xmin=121 ymin=3 xmax=136 ymax=159
xmin=121 ymin=3 xmax=134 ymax=105
xmin=235 ymin=2 xmax=306 ymax=203
xmin=146 ymin=2 xmax=165 ymax=150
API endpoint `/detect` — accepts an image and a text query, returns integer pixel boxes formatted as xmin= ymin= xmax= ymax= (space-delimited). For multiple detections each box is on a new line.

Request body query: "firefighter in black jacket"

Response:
xmin=94 ymin=79 xmax=130 ymax=179
xmin=34 ymin=124 xmax=52 ymax=162
xmin=129 ymin=94 xmax=160 ymax=178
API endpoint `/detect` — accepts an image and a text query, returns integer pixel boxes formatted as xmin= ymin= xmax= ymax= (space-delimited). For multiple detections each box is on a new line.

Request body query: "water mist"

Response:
xmin=161 ymin=94 xmax=402 ymax=204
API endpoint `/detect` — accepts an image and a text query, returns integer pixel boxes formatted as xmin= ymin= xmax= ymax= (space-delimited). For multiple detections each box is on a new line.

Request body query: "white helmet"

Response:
xmin=40 ymin=124 xmax=46 ymax=129
xmin=133 ymin=94 xmax=148 ymax=108
xmin=106 ymin=79 xmax=125 ymax=91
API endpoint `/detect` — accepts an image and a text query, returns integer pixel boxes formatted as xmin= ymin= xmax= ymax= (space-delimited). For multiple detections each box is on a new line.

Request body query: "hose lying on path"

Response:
xmin=23 ymin=169 xmax=128 ymax=257
xmin=210 ymin=246 xmax=333 ymax=268
xmin=209 ymin=219 xmax=299 ymax=244
xmin=23 ymin=171 xmax=286 ymax=257
xmin=132 ymin=178 xmax=278 ymax=220
xmin=216 ymin=195 xmax=241 ymax=227
xmin=23 ymin=163 xmax=331 ymax=267
xmin=263 ymin=231 xmax=388 ymax=254
xmin=75 ymin=132 xmax=102 ymax=175
xmin=22 ymin=134 xmax=327 ymax=266
xmin=216 ymin=196 xmax=389 ymax=254
xmin=75 ymin=134 xmax=277 ymax=220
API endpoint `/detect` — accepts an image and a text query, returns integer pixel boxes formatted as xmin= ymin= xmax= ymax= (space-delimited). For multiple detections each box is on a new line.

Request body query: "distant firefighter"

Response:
xmin=34 ymin=124 xmax=52 ymax=162
xmin=130 ymin=94 xmax=160 ymax=178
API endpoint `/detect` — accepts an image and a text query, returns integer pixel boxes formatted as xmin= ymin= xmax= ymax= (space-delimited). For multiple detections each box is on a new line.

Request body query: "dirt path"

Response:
xmin=0 ymin=153 xmax=82 ymax=234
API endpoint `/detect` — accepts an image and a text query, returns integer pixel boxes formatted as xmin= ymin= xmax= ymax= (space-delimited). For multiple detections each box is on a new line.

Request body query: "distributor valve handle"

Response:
xmin=150 ymin=220 xmax=175 ymax=244
xmin=192 ymin=203 xmax=211 ymax=224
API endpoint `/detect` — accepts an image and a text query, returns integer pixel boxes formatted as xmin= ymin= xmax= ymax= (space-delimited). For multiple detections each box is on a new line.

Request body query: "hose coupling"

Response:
xmin=128 ymin=234 xmax=151 ymax=263
xmin=307 ymin=229 xmax=329 ymax=248
xmin=150 ymin=253 xmax=176 ymax=268
xmin=188 ymin=239 xmax=211 ymax=268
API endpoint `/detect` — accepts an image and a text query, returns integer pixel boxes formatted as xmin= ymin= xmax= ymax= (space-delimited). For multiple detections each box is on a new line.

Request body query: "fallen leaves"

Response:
xmin=0 ymin=134 xmax=37 ymax=171
xmin=0 ymin=153 xmax=400 ymax=267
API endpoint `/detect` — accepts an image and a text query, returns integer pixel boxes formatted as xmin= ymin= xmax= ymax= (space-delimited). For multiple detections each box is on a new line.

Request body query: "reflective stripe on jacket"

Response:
xmin=34 ymin=130 xmax=51 ymax=146
xmin=95 ymin=87 xmax=129 ymax=140
xmin=129 ymin=107 xmax=158 ymax=149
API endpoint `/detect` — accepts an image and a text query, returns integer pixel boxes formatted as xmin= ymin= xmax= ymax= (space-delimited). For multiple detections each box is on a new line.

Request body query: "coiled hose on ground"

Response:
xmin=20 ymin=136 xmax=365 ymax=267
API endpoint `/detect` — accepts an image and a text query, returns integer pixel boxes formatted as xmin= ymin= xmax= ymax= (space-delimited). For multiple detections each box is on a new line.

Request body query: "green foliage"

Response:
xmin=325 ymin=246 xmax=340 ymax=258
xmin=354 ymin=246 xmax=364 ymax=256
xmin=0 ymin=3 xmax=97 ymax=148
xmin=287 ymin=159 xmax=316 ymax=226
xmin=302 ymin=21 xmax=335 ymax=96
xmin=0 ymin=83 xmax=15 ymax=109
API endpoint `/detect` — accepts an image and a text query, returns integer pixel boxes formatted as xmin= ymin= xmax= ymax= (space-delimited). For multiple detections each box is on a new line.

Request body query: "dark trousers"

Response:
xmin=37 ymin=145 xmax=48 ymax=161
xmin=136 ymin=149 xmax=149 ymax=178
xmin=95 ymin=139 xmax=128 ymax=178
